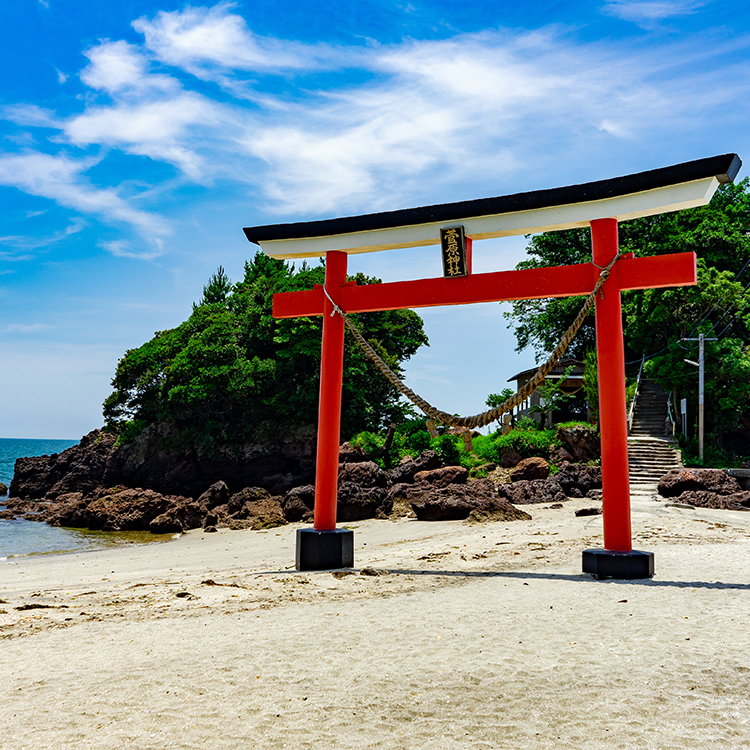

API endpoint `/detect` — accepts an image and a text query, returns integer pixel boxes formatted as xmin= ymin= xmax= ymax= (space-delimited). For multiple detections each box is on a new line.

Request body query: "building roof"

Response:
xmin=507 ymin=358 xmax=585 ymax=383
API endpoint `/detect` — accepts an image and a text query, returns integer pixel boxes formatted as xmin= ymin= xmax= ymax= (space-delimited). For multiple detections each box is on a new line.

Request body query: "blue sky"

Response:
xmin=1 ymin=0 xmax=748 ymax=439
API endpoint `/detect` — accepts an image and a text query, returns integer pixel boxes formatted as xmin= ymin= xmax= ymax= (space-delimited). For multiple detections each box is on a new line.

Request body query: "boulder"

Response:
xmin=387 ymin=450 xmax=441 ymax=484
xmin=282 ymin=485 xmax=315 ymax=522
xmin=227 ymin=487 xmax=286 ymax=528
xmin=337 ymin=482 xmax=390 ymax=521
xmin=670 ymin=490 xmax=750 ymax=510
xmin=414 ymin=465 xmax=468 ymax=487
xmin=497 ymin=447 xmax=523 ymax=469
xmin=554 ymin=463 xmax=602 ymax=496
xmin=197 ymin=481 xmax=230 ymax=509
xmin=410 ymin=479 xmax=530 ymax=522
xmin=338 ymin=460 xmax=389 ymax=488
xmin=497 ymin=479 xmax=566 ymax=505
xmin=0 ymin=482 xmax=7 ymax=496
xmin=339 ymin=442 xmax=370 ymax=463
xmin=658 ymin=469 xmax=742 ymax=498
xmin=510 ymin=457 xmax=550 ymax=482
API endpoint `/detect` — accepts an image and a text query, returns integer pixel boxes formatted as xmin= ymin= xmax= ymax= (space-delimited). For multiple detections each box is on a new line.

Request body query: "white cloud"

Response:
xmin=2 ymin=104 xmax=59 ymax=128
xmin=56 ymin=69 xmax=68 ymax=84
xmin=80 ymin=40 xmax=176 ymax=94
xmin=602 ymin=1 xmax=709 ymax=26
xmin=64 ymin=93 xmax=219 ymax=179
xmin=133 ymin=2 xmax=339 ymax=75
xmin=0 ymin=152 xmax=169 ymax=237
xmin=100 ymin=239 xmax=164 ymax=261
xmin=0 ymin=217 xmax=87 ymax=253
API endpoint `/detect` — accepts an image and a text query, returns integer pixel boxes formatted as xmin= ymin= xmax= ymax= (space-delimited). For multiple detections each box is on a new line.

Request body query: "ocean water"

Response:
xmin=0 ymin=437 xmax=169 ymax=560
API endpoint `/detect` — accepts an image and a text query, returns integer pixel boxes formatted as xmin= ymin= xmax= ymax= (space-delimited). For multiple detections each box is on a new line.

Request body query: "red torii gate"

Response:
xmin=244 ymin=154 xmax=741 ymax=579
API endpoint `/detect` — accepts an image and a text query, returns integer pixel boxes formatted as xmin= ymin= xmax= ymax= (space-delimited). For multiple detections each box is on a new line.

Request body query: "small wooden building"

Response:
xmin=507 ymin=358 xmax=587 ymax=426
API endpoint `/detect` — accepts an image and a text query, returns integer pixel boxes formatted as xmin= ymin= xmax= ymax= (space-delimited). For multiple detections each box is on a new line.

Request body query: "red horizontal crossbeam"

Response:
xmin=273 ymin=252 xmax=697 ymax=319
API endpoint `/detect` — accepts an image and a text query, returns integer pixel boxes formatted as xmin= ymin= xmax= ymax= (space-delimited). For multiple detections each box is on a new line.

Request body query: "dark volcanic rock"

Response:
xmin=555 ymin=424 xmax=600 ymax=462
xmin=339 ymin=442 xmax=370 ymax=463
xmin=338 ymin=461 xmax=389 ymax=488
xmin=44 ymin=487 xmax=192 ymax=532
xmin=658 ymin=469 xmax=742 ymax=498
xmin=554 ymin=463 xmax=602 ymax=496
xmin=497 ymin=448 xmax=524 ymax=469
xmin=197 ymin=481 xmax=230 ymax=509
xmin=466 ymin=500 xmax=532 ymax=523
xmin=410 ymin=479 xmax=529 ymax=521
xmin=113 ymin=422 xmax=316 ymax=498
xmin=227 ymin=487 xmax=286 ymax=528
xmin=575 ymin=507 xmax=602 ymax=517
xmin=497 ymin=479 xmax=566 ymax=505
xmin=414 ymin=465 xmax=468 ymax=487
xmin=0 ymin=482 xmax=7 ymax=495
xmin=387 ymin=450 xmax=441 ymax=484
xmin=510 ymin=457 xmax=550 ymax=482
xmin=670 ymin=490 xmax=750 ymax=510
xmin=10 ymin=429 xmax=118 ymax=500
xmin=282 ymin=485 xmax=315 ymax=522
xmin=337 ymin=482 xmax=389 ymax=521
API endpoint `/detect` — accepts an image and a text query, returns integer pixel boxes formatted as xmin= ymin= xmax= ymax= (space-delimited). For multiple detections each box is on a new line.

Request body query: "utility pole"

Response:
xmin=683 ymin=332 xmax=717 ymax=463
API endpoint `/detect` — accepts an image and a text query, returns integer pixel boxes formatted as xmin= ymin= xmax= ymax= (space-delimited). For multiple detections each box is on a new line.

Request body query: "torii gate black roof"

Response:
xmin=244 ymin=154 xmax=741 ymax=249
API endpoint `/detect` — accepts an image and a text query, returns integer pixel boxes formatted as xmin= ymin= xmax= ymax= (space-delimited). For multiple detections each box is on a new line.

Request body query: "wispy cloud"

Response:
xmin=0 ymin=2 xmax=746 ymax=240
xmin=0 ymin=217 xmax=87 ymax=253
xmin=602 ymin=1 xmax=710 ymax=27
xmin=99 ymin=239 xmax=165 ymax=261
xmin=5 ymin=322 xmax=51 ymax=333
xmin=0 ymin=152 xmax=169 ymax=237
xmin=133 ymin=2 xmax=346 ymax=76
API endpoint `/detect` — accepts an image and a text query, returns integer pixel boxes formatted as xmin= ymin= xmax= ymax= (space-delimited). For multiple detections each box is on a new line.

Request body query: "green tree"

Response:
xmin=104 ymin=253 xmax=429 ymax=449
xmin=504 ymin=180 xmax=750 ymax=454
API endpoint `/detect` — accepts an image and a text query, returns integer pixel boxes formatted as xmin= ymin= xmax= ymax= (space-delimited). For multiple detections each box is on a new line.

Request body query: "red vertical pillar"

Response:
xmin=591 ymin=218 xmax=632 ymax=552
xmin=314 ymin=251 xmax=347 ymax=530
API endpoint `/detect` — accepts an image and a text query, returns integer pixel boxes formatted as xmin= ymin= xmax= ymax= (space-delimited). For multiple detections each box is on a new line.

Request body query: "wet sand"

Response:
xmin=2 ymin=494 xmax=750 ymax=749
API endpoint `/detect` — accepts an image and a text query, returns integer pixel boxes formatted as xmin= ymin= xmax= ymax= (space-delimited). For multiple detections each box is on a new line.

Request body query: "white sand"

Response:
xmin=2 ymin=494 xmax=750 ymax=749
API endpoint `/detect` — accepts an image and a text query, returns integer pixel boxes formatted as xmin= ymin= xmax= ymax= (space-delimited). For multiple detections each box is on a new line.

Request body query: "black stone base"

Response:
xmin=582 ymin=548 xmax=655 ymax=580
xmin=296 ymin=528 xmax=354 ymax=571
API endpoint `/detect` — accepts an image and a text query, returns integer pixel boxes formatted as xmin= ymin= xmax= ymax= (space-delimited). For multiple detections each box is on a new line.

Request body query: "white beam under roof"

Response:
xmin=244 ymin=154 xmax=741 ymax=260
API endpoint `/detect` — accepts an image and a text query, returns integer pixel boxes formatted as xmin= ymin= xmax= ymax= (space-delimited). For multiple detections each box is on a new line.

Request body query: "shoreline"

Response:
xmin=2 ymin=494 xmax=750 ymax=748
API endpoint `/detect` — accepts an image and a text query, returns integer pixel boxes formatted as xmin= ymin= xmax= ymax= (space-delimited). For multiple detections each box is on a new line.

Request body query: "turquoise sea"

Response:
xmin=0 ymin=437 xmax=168 ymax=561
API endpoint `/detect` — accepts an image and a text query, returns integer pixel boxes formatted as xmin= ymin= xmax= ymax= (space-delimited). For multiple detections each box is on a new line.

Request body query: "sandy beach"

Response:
xmin=2 ymin=493 xmax=750 ymax=749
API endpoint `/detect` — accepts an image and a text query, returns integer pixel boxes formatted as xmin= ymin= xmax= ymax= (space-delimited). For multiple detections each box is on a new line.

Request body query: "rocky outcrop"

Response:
xmin=658 ymin=468 xmax=750 ymax=510
xmin=10 ymin=424 xmax=316 ymax=502
xmin=667 ymin=490 xmax=750 ymax=510
xmin=414 ymin=465 xmax=468 ymax=487
xmin=338 ymin=461 xmax=389 ymax=488
xmin=657 ymin=468 xmax=742 ymax=498
xmin=387 ymin=450 xmax=441 ymax=484
xmin=410 ymin=479 xmax=531 ymax=522
xmin=553 ymin=424 xmax=600 ymax=463
xmin=0 ymin=482 xmax=7 ymax=495
xmin=10 ymin=430 xmax=118 ymax=500
xmin=498 ymin=479 xmax=567 ymax=505
xmin=554 ymin=463 xmax=602 ymax=497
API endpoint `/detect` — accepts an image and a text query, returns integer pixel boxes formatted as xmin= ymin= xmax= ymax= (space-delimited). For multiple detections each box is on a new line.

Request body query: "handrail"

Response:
xmin=627 ymin=354 xmax=646 ymax=434
xmin=666 ymin=391 xmax=676 ymax=437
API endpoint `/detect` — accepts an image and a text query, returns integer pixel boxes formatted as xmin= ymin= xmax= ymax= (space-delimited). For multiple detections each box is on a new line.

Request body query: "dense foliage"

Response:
xmin=505 ymin=180 xmax=750 ymax=455
xmin=350 ymin=417 xmax=565 ymax=471
xmin=103 ymin=253 xmax=428 ymax=449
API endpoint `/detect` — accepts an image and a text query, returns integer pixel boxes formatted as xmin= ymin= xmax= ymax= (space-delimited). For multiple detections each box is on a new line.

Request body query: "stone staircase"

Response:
xmin=628 ymin=379 xmax=683 ymax=487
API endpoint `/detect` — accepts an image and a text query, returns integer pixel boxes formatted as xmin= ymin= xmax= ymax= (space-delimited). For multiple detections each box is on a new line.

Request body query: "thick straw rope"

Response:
xmin=325 ymin=254 xmax=619 ymax=431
